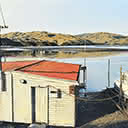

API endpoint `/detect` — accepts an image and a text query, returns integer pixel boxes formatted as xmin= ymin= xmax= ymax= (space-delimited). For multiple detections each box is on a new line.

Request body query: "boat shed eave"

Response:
xmin=11 ymin=71 xmax=79 ymax=86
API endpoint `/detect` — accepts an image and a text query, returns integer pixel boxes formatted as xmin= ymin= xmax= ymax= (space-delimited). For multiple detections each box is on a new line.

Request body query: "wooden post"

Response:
xmin=108 ymin=59 xmax=110 ymax=87
xmin=83 ymin=58 xmax=87 ymax=89
xmin=83 ymin=59 xmax=86 ymax=86
xmin=85 ymin=59 xmax=87 ymax=90
xmin=119 ymin=66 xmax=123 ymax=105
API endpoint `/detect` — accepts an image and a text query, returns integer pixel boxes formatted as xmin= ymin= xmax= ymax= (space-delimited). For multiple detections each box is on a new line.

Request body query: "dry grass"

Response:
xmin=84 ymin=111 xmax=128 ymax=128
xmin=3 ymin=31 xmax=128 ymax=46
xmin=1 ymin=31 xmax=80 ymax=45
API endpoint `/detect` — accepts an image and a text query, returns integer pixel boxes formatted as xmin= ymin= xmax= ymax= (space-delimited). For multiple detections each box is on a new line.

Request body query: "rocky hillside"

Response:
xmin=1 ymin=31 xmax=93 ymax=46
xmin=1 ymin=31 xmax=128 ymax=46
xmin=77 ymin=32 xmax=128 ymax=45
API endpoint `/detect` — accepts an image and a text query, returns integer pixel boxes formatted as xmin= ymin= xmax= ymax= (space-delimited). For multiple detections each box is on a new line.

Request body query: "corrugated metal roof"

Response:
xmin=2 ymin=60 xmax=80 ymax=81
xmin=2 ymin=61 xmax=38 ymax=72
xmin=18 ymin=60 xmax=80 ymax=81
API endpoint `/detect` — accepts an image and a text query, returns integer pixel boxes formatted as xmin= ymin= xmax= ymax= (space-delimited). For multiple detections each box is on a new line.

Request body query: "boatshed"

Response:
xmin=0 ymin=60 xmax=85 ymax=127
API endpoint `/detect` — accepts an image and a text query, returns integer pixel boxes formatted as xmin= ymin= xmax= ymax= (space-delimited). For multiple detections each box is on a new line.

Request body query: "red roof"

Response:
xmin=19 ymin=60 xmax=80 ymax=81
xmin=2 ymin=61 xmax=38 ymax=72
xmin=2 ymin=60 xmax=80 ymax=81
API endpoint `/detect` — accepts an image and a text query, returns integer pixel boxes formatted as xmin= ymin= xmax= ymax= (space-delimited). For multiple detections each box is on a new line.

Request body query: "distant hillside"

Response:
xmin=77 ymin=32 xmax=128 ymax=45
xmin=0 ymin=38 xmax=23 ymax=46
xmin=2 ymin=31 xmax=128 ymax=46
xmin=1 ymin=31 xmax=93 ymax=46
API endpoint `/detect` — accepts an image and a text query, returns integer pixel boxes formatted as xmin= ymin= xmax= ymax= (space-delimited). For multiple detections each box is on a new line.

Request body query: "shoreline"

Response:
xmin=17 ymin=51 xmax=120 ymax=59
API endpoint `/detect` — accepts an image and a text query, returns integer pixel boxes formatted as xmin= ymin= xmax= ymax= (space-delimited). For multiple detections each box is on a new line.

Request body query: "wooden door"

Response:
xmin=36 ymin=87 xmax=48 ymax=124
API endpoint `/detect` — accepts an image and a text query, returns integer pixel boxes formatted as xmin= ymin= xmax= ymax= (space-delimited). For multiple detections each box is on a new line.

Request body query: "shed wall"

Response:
xmin=10 ymin=72 xmax=77 ymax=127
xmin=49 ymin=85 xmax=75 ymax=127
xmin=0 ymin=72 xmax=12 ymax=122
xmin=13 ymin=75 xmax=32 ymax=123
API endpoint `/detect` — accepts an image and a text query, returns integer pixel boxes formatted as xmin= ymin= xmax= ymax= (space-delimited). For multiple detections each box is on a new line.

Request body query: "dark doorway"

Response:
xmin=31 ymin=87 xmax=36 ymax=123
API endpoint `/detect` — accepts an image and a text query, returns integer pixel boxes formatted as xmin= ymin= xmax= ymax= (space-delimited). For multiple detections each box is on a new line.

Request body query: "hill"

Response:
xmin=1 ymin=31 xmax=93 ymax=46
xmin=77 ymin=32 xmax=128 ymax=45
xmin=2 ymin=31 xmax=128 ymax=47
xmin=0 ymin=38 xmax=23 ymax=46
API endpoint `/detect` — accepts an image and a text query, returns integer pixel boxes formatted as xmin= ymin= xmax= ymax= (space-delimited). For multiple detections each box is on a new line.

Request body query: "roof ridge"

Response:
xmin=15 ymin=60 xmax=45 ymax=71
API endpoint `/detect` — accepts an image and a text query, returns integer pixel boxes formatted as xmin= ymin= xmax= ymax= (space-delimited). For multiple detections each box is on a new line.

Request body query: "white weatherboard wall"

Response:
xmin=0 ymin=72 xmax=12 ymax=122
xmin=13 ymin=74 xmax=32 ymax=123
xmin=11 ymin=71 xmax=77 ymax=127
xmin=49 ymin=85 xmax=75 ymax=127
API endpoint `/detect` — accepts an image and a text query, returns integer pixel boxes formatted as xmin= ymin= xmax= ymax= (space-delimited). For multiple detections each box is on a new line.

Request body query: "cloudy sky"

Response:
xmin=0 ymin=0 xmax=128 ymax=34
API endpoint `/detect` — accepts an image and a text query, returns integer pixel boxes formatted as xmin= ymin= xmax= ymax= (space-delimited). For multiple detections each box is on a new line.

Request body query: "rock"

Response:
xmin=28 ymin=123 xmax=47 ymax=128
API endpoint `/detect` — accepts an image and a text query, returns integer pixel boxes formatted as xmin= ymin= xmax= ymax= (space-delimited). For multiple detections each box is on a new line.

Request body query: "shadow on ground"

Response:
xmin=76 ymin=91 xmax=118 ymax=127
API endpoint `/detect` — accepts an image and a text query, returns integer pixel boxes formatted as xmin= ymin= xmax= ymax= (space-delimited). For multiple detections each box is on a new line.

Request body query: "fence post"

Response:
xmin=119 ymin=66 xmax=123 ymax=106
xmin=108 ymin=59 xmax=110 ymax=88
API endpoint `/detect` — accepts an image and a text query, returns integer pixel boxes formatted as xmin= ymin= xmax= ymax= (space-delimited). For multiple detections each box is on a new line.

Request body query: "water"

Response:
xmin=3 ymin=53 xmax=128 ymax=92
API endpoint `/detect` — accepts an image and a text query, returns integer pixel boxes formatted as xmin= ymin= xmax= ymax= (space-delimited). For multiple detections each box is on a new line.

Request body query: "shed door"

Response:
xmin=36 ymin=87 xmax=48 ymax=123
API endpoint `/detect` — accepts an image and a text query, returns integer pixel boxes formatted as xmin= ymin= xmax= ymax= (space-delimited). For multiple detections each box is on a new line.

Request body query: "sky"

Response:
xmin=0 ymin=0 xmax=128 ymax=35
